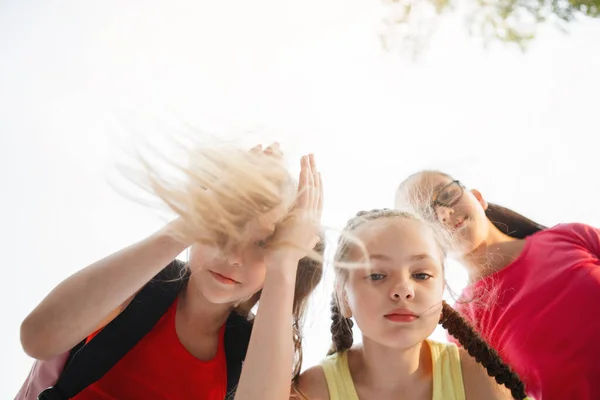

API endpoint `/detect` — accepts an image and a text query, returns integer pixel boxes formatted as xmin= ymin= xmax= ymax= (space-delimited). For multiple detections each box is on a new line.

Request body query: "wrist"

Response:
xmin=160 ymin=219 xmax=193 ymax=247
xmin=265 ymin=256 xmax=300 ymax=277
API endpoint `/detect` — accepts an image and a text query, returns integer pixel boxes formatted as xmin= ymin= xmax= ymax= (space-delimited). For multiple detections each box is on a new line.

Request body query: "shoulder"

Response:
xmin=536 ymin=222 xmax=597 ymax=239
xmin=535 ymin=222 xmax=600 ymax=251
xmin=292 ymin=365 xmax=330 ymax=400
xmin=458 ymin=348 xmax=513 ymax=400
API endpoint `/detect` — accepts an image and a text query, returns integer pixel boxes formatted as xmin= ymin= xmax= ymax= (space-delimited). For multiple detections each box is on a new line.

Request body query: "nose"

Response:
xmin=435 ymin=205 xmax=454 ymax=224
xmin=222 ymin=244 xmax=243 ymax=267
xmin=390 ymin=279 xmax=415 ymax=301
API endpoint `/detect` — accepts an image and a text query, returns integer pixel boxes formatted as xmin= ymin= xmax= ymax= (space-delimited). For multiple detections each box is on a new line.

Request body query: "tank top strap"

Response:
xmin=428 ymin=339 xmax=466 ymax=400
xmin=320 ymin=351 xmax=360 ymax=400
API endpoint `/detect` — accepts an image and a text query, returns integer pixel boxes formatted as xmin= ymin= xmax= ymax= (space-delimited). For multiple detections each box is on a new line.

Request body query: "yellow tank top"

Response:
xmin=320 ymin=339 xmax=465 ymax=400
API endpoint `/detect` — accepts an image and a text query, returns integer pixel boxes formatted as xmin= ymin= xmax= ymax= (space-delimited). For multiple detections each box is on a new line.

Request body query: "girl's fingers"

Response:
xmin=310 ymin=154 xmax=320 ymax=210
xmin=306 ymin=154 xmax=316 ymax=201
xmin=297 ymin=155 xmax=310 ymax=207
xmin=265 ymin=142 xmax=283 ymax=159
xmin=250 ymin=144 xmax=263 ymax=154
xmin=316 ymin=172 xmax=324 ymax=216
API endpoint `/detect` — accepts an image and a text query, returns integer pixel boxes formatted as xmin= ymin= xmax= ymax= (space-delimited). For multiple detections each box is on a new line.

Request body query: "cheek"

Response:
xmin=418 ymin=282 xmax=444 ymax=307
xmin=189 ymin=245 xmax=220 ymax=270
xmin=453 ymin=196 xmax=478 ymax=216
xmin=346 ymin=284 xmax=379 ymax=324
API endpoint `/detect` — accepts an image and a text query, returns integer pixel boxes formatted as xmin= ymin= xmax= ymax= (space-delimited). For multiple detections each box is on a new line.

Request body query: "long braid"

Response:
xmin=327 ymin=295 xmax=354 ymax=355
xmin=440 ymin=301 xmax=528 ymax=400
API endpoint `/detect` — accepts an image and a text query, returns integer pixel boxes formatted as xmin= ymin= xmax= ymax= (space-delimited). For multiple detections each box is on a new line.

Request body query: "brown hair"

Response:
xmin=124 ymin=141 xmax=323 ymax=381
xmin=329 ymin=209 xmax=528 ymax=400
xmin=396 ymin=170 xmax=546 ymax=239
xmin=291 ymin=239 xmax=325 ymax=379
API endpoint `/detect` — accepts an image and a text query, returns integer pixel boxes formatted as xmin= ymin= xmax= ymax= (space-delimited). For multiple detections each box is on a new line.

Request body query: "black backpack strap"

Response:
xmin=37 ymin=260 xmax=188 ymax=400
xmin=224 ymin=312 xmax=253 ymax=400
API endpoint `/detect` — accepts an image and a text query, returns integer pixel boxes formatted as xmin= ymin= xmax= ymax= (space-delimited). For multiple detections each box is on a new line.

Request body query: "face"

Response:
xmin=342 ymin=218 xmax=445 ymax=350
xmin=189 ymin=206 xmax=285 ymax=305
xmin=398 ymin=172 xmax=490 ymax=254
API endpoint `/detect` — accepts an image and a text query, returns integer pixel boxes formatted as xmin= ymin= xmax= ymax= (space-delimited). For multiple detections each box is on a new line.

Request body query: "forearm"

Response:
xmin=235 ymin=261 xmax=298 ymax=400
xmin=21 ymin=224 xmax=190 ymax=360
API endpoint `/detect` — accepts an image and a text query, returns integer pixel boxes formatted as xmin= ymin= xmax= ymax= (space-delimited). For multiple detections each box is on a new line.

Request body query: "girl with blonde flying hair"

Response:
xmin=395 ymin=170 xmax=600 ymax=399
xmin=294 ymin=209 xmax=534 ymax=400
xmin=18 ymin=142 xmax=324 ymax=400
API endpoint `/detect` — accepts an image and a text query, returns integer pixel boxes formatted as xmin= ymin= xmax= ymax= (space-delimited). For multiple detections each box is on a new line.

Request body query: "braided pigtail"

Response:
xmin=327 ymin=295 xmax=354 ymax=356
xmin=440 ymin=301 xmax=528 ymax=400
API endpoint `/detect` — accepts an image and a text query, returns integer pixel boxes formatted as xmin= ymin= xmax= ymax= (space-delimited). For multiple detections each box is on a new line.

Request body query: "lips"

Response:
xmin=384 ymin=308 xmax=418 ymax=323
xmin=209 ymin=270 xmax=239 ymax=285
xmin=452 ymin=216 xmax=468 ymax=230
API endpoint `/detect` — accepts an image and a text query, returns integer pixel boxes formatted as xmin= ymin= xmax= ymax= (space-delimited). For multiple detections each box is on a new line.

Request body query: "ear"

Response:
xmin=470 ymin=189 xmax=488 ymax=211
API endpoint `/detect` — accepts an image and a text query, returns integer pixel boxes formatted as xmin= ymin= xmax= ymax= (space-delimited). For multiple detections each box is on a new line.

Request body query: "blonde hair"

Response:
xmin=119 ymin=136 xmax=323 ymax=381
xmin=137 ymin=145 xmax=296 ymax=246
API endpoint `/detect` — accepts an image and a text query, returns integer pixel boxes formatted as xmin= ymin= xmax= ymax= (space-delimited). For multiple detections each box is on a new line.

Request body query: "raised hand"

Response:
xmin=265 ymin=153 xmax=323 ymax=266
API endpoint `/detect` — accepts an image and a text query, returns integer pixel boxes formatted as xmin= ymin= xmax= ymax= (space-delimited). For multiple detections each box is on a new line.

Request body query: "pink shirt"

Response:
xmin=453 ymin=223 xmax=600 ymax=400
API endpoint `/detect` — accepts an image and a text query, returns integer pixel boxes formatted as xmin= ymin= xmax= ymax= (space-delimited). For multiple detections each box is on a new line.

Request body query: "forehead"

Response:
xmin=397 ymin=172 xmax=453 ymax=209
xmin=348 ymin=218 xmax=441 ymax=264
xmin=412 ymin=172 xmax=453 ymax=193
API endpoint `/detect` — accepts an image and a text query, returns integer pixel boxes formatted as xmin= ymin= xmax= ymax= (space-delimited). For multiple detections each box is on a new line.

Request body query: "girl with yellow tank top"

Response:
xmin=294 ymin=209 xmax=534 ymax=400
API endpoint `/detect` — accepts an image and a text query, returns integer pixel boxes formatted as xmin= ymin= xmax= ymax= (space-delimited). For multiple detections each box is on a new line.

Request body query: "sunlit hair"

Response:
xmin=327 ymin=209 xmax=529 ymax=400
xmin=395 ymin=170 xmax=546 ymax=239
xmin=117 ymin=134 xmax=323 ymax=381
xmin=132 ymin=144 xmax=296 ymax=246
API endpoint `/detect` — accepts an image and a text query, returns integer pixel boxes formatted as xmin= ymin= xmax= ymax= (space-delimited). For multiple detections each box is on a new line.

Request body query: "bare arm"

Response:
xmin=460 ymin=348 xmax=514 ymax=400
xmin=20 ymin=222 xmax=190 ymax=361
xmin=236 ymin=153 xmax=323 ymax=400
xmin=235 ymin=261 xmax=299 ymax=400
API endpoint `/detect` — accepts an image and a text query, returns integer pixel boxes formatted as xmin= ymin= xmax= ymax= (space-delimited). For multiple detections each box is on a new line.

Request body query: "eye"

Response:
xmin=255 ymin=240 xmax=268 ymax=249
xmin=412 ymin=273 xmax=432 ymax=281
xmin=438 ymin=188 xmax=459 ymax=204
xmin=367 ymin=273 xmax=386 ymax=281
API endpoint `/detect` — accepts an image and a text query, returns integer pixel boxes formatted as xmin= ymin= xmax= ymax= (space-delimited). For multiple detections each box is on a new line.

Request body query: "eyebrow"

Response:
xmin=369 ymin=254 xmax=391 ymax=261
xmin=369 ymin=253 xmax=432 ymax=262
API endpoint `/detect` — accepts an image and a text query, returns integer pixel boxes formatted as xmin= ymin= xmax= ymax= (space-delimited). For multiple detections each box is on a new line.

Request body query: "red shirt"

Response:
xmin=453 ymin=223 xmax=600 ymax=399
xmin=73 ymin=298 xmax=227 ymax=400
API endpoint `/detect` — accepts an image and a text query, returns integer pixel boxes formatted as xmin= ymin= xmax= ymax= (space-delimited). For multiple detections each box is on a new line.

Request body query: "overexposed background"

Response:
xmin=2 ymin=0 xmax=599 ymax=396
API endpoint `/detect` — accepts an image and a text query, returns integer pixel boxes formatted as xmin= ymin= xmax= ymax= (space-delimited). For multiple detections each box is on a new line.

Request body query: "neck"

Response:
xmin=179 ymin=272 xmax=233 ymax=334
xmin=351 ymin=337 xmax=432 ymax=390
xmin=462 ymin=222 xmax=526 ymax=282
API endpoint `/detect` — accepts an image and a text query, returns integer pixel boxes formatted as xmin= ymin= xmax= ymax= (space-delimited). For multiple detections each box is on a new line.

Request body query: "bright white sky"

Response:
xmin=2 ymin=0 xmax=599 ymax=396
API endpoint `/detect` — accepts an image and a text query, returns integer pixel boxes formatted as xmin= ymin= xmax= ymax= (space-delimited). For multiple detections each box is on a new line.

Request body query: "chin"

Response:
xmin=197 ymin=283 xmax=239 ymax=305
xmin=376 ymin=326 xmax=428 ymax=348
xmin=203 ymin=292 xmax=237 ymax=305
xmin=382 ymin=335 xmax=426 ymax=350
